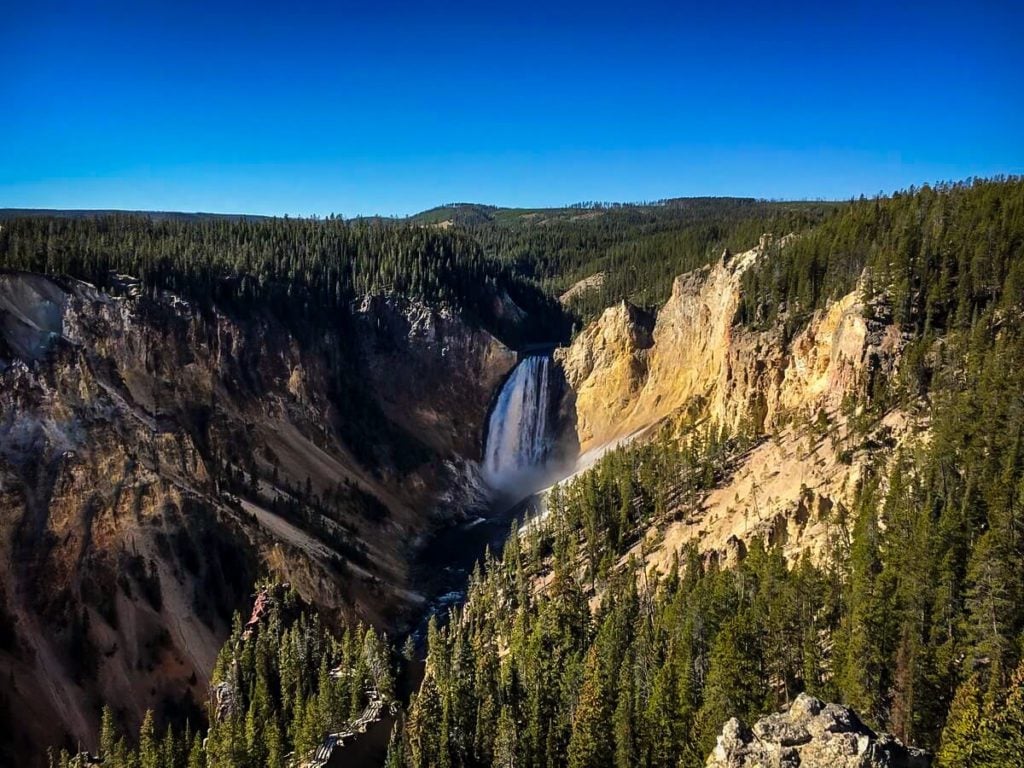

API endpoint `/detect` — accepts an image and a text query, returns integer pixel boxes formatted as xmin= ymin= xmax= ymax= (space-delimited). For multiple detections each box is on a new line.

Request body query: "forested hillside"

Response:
xmin=737 ymin=178 xmax=1024 ymax=337
xmin=3 ymin=177 xmax=1019 ymax=345
xmin=388 ymin=178 xmax=1024 ymax=768
xmin=465 ymin=197 xmax=837 ymax=323
xmin=0 ymin=196 xmax=839 ymax=340
xmin=46 ymin=584 xmax=397 ymax=768
xmin=0 ymin=214 xmax=567 ymax=345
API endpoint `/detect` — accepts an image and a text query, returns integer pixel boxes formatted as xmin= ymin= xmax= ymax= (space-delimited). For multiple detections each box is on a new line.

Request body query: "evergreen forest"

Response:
xmin=5 ymin=176 xmax=1023 ymax=767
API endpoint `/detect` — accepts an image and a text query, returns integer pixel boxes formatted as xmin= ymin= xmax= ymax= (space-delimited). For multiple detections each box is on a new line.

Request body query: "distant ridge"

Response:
xmin=406 ymin=196 xmax=783 ymax=227
xmin=0 ymin=208 xmax=270 ymax=222
xmin=1 ymin=196 xmax=816 ymax=227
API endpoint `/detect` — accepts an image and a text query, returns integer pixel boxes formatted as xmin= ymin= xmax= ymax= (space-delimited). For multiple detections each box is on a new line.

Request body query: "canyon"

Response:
xmin=0 ymin=233 xmax=918 ymax=762
xmin=555 ymin=236 xmax=912 ymax=571
xmin=0 ymin=271 xmax=516 ymax=758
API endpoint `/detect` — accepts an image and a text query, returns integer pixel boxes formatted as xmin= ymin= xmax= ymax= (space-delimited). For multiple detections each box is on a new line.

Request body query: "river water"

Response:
xmin=408 ymin=493 xmax=544 ymax=646
xmin=329 ymin=354 xmax=558 ymax=766
xmin=410 ymin=354 xmax=555 ymax=641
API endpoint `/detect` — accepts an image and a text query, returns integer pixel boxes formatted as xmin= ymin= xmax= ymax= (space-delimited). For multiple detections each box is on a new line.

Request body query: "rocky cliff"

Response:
xmin=353 ymin=294 xmax=516 ymax=461
xmin=557 ymin=236 xmax=898 ymax=449
xmin=556 ymin=236 xmax=916 ymax=568
xmin=0 ymin=272 xmax=514 ymax=758
xmin=707 ymin=694 xmax=930 ymax=768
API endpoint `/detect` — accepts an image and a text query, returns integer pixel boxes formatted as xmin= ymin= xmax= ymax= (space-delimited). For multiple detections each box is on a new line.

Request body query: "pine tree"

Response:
xmin=696 ymin=615 xmax=766 ymax=756
xmin=937 ymin=674 xmax=984 ymax=767
xmin=160 ymin=725 xmax=179 ymax=768
xmin=567 ymin=646 xmax=612 ymax=768
xmin=187 ymin=733 xmax=205 ymax=768
xmin=836 ymin=495 xmax=892 ymax=725
xmin=384 ymin=722 xmax=407 ymax=768
xmin=245 ymin=700 xmax=265 ymax=767
xmin=644 ymin=659 xmax=679 ymax=768
xmin=99 ymin=705 xmax=118 ymax=761
xmin=492 ymin=706 xmax=518 ymax=768
xmin=612 ymin=660 xmax=637 ymax=768
xmin=138 ymin=710 xmax=159 ymax=768
xmin=265 ymin=715 xmax=285 ymax=768
xmin=994 ymin=659 xmax=1024 ymax=764
xmin=407 ymin=677 xmax=444 ymax=768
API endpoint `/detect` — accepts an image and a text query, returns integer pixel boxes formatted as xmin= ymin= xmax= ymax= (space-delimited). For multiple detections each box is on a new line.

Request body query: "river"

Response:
xmin=328 ymin=354 xmax=558 ymax=767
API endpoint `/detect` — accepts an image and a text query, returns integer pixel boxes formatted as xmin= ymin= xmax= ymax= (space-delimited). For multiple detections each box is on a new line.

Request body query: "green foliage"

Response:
xmin=468 ymin=197 xmax=837 ymax=324
xmin=938 ymin=659 xmax=1024 ymax=767
xmin=937 ymin=674 xmax=984 ymax=766
xmin=391 ymin=427 xmax=841 ymax=768
xmin=31 ymin=178 xmax=1024 ymax=767
xmin=0 ymin=196 xmax=839 ymax=346
xmin=737 ymin=178 xmax=1024 ymax=337
xmin=392 ymin=178 xmax=1024 ymax=764
xmin=90 ymin=583 xmax=395 ymax=768
xmin=0 ymin=213 xmax=568 ymax=345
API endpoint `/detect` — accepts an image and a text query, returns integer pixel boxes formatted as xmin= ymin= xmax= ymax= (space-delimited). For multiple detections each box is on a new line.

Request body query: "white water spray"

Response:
xmin=483 ymin=356 xmax=552 ymax=492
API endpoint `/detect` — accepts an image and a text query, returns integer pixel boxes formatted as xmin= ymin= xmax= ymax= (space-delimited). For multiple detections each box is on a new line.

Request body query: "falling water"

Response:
xmin=483 ymin=356 xmax=552 ymax=492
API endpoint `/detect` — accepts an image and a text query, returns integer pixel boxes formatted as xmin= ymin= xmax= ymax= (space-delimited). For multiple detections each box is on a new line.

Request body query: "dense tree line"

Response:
xmin=0 ymin=198 xmax=838 ymax=344
xmin=48 ymin=584 xmax=396 ymax=768
xmin=0 ymin=197 xmax=841 ymax=342
xmin=737 ymin=177 xmax=1024 ymax=337
xmin=0 ymin=214 xmax=567 ymax=344
xmin=466 ymin=198 xmax=837 ymax=323
xmin=392 ymin=376 xmax=1023 ymax=767
xmin=5 ymin=181 xmax=1020 ymax=344
xmin=18 ymin=178 xmax=1024 ymax=766
xmin=393 ymin=428 xmax=797 ymax=768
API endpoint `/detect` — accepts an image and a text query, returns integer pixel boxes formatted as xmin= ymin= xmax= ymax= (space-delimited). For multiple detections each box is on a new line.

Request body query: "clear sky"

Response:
xmin=2 ymin=0 xmax=1022 ymax=216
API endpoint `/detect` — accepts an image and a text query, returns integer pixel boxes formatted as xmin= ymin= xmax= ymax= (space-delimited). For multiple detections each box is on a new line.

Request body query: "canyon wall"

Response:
xmin=0 ymin=272 xmax=514 ymax=758
xmin=556 ymin=236 xmax=914 ymax=569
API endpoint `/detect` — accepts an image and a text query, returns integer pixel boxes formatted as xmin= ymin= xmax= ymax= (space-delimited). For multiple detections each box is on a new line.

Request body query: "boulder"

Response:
xmin=706 ymin=693 xmax=930 ymax=768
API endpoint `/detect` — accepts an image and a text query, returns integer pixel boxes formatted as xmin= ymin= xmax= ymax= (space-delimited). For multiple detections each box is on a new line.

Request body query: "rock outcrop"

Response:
xmin=557 ymin=300 xmax=653 ymax=451
xmin=556 ymin=236 xmax=897 ymax=453
xmin=353 ymin=294 xmax=516 ymax=460
xmin=707 ymin=694 xmax=930 ymax=768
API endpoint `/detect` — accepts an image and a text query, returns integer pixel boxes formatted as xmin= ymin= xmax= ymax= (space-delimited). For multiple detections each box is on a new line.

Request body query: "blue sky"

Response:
xmin=1 ymin=0 xmax=1022 ymax=216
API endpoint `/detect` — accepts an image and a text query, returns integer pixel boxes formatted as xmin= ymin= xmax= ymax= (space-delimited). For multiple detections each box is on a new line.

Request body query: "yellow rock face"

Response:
xmin=557 ymin=239 xmax=876 ymax=454
xmin=556 ymin=301 xmax=653 ymax=450
xmin=556 ymin=236 xmax=913 ymax=571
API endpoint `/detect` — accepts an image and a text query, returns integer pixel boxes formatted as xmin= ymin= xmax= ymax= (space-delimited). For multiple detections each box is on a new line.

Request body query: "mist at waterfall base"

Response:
xmin=406 ymin=356 xmax=559 ymax=648
xmin=482 ymin=355 xmax=562 ymax=505
xmin=392 ymin=357 xmax=568 ymax=646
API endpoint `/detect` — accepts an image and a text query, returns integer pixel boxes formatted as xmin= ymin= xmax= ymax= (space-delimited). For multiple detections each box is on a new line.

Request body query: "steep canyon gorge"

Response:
xmin=0 ymin=271 xmax=520 ymax=758
xmin=1 ymin=233 xmax=902 ymax=761
xmin=3 ymin=180 xmax=1023 ymax=768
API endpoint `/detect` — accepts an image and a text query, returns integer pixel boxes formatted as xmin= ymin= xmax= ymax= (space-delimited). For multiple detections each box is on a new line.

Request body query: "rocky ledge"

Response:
xmin=707 ymin=693 xmax=930 ymax=768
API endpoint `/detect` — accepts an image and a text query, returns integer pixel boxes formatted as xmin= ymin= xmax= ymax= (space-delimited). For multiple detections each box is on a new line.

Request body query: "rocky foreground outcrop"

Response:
xmin=708 ymin=694 xmax=930 ymax=768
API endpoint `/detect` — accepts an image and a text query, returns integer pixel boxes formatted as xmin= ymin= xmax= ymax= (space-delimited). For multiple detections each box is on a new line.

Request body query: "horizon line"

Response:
xmin=0 ymin=174 xmax=1018 ymax=221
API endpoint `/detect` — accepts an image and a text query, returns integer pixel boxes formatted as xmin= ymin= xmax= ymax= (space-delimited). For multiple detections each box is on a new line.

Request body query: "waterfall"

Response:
xmin=483 ymin=356 xmax=552 ymax=492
